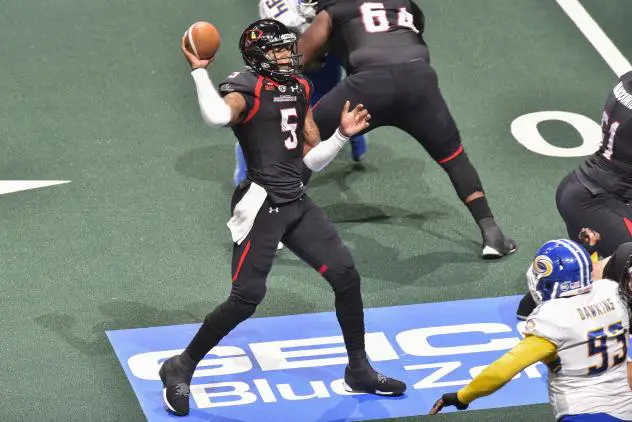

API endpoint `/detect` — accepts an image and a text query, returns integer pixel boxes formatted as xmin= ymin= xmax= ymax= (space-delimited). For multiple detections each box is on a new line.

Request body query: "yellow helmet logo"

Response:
xmin=533 ymin=255 xmax=554 ymax=277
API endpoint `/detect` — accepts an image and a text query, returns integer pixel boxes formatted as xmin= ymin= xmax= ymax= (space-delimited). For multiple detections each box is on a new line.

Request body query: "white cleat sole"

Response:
xmin=482 ymin=245 xmax=517 ymax=259
xmin=342 ymin=382 xmax=394 ymax=396
xmin=162 ymin=388 xmax=177 ymax=414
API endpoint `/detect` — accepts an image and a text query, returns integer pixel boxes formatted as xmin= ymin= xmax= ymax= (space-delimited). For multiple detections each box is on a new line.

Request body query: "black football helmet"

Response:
xmin=239 ymin=19 xmax=302 ymax=83
xmin=616 ymin=250 xmax=632 ymax=310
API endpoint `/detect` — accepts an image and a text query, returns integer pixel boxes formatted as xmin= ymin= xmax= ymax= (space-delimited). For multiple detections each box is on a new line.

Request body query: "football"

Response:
xmin=184 ymin=21 xmax=221 ymax=60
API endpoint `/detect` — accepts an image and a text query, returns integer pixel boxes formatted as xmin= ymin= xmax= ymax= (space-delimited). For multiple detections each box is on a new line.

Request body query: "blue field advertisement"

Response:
xmin=106 ymin=295 xmax=548 ymax=421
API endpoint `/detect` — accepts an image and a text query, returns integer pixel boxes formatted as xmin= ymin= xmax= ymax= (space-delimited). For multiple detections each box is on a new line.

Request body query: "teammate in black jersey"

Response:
xmin=557 ymin=71 xmax=632 ymax=257
xmin=158 ymin=19 xmax=406 ymax=417
xmin=298 ymin=0 xmax=516 ymax=258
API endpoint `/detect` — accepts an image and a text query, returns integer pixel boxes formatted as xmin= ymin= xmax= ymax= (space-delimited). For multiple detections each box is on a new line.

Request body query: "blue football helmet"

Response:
xmin=527 ymin=239 xmax=593 ymax=304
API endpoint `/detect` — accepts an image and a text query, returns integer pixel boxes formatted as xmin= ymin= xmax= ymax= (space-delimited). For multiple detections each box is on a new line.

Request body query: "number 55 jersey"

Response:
xmin=525 ymin=279 xmax=632 ymax=420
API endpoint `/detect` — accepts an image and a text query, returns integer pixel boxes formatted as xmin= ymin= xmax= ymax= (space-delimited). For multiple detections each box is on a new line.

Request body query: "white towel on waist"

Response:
xmin=227 ymin=182 xmax=267 ymax=245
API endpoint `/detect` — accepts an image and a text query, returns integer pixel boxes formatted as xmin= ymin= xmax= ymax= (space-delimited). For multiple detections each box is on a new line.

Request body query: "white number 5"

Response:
xmin=281 ymin=108 xmax=298 ymax=150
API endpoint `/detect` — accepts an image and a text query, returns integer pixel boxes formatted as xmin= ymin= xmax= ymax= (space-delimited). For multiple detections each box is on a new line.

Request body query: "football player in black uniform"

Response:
xmin=557 ymin=71 xmax=632 ymax=258
xmin=158 ymin=19 xmax=406 ymax=416
xmin=298 ymin=0 xmax=516 ymax=258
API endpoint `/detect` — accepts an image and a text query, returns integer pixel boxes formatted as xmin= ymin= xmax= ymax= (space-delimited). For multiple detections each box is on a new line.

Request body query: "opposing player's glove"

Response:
xmin=428 ymin=392 xmax=469 ymax=415
xmin=578 ymin=227 xmax=600 ymax=257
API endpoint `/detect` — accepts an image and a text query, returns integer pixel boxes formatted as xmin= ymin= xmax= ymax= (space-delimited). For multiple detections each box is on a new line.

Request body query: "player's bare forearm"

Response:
xmin=223 ymin=92 xmax=248 ymax=126
xmin=303 ymin=108 xmax=321 ymax=156
xmin=592 ymin=255 xmax=611 ymax=280
xmin=298 ymin=11 xmax=332 ymax=66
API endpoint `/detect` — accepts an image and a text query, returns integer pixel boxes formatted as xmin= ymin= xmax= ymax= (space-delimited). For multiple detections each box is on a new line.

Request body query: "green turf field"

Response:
xmin=2 ymin=0 xmax=631 ymax=420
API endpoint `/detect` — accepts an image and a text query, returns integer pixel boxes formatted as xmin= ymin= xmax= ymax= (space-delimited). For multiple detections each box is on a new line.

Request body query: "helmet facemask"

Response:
xmin=619 ymin=256 xmax=632 ymax=310
xmin=260 ymin=34 xmax=303 ymax=81
xmin=298 ymin=0 xmax=318 ymax=21
xmin=241 ymin=24 xmax=303 ymax=83
xmin=527 ymin=265 xmax=544 ymax=305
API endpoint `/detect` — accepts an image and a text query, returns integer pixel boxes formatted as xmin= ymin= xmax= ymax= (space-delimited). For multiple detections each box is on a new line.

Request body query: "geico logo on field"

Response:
xmin=129 ymin=323 xmax=525 ymax=380
xmin=126 ymin=322 xmax=540 ymax=409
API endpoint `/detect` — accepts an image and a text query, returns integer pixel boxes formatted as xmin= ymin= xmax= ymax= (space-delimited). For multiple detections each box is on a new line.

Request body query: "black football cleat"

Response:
xmin=343 ymin=365 xmax=406 ymax=396
xmin=159 ymin=354 xmax=196 ymax=416
xmin=481 ymin=225 xmax=517 ymax=259
xmin=516 ymin=293 xmax=537 ymax=321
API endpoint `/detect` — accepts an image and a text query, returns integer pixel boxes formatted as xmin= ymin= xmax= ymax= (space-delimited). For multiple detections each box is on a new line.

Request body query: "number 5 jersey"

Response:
xmin=219 ymin=71 xmax=312 ymax=204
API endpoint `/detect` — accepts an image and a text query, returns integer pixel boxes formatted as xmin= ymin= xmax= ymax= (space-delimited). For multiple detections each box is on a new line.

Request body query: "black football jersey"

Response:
xmin=318 ymin=0 xmax=429 ymax=74
xmin=578 ymin=71 xmax=632 ymax=198
xmin=219 ymin=71 xmax=312 ymax=204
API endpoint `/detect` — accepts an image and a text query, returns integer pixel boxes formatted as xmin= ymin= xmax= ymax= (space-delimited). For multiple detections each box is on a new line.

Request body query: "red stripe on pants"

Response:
xmin=232 ymin=240 xmax=251 ymax=282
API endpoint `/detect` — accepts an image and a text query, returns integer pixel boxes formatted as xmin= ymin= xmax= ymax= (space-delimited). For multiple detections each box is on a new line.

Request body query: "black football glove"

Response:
xmin=429 ymin=392 xmax=469 ymax=415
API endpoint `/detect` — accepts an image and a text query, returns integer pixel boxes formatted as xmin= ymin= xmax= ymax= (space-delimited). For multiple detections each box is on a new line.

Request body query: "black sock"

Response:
xmin=184 ymin=296 xmax=256 ymax=364
xmin=441 ymin=151 xmax=492 ymax=226
xmin=347 ymin=349 xmax=370 ymax=370
xmin=331 ymin=268 xmax=367 ymax=369
xmin=466 ymin=197 xmax=493 ymax=228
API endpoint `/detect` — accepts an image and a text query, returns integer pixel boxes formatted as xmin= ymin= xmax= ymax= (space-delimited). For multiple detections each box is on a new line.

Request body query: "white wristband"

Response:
xmin=191 ymin=68 xmax=232 ymax=127
xmin=303 ymin=128 xmax=350 ymax=172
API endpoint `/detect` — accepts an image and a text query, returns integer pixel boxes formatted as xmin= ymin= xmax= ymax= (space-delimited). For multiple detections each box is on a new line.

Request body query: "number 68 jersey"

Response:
xmin=219 ymin=71 xmax=312 ymax=204
xmin=525 ymin=279 xmax=632 ymax=420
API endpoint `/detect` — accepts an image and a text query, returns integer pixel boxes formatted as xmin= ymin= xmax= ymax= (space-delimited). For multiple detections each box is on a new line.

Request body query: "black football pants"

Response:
xmin=557 ymin=171 xmax=632 ymax=257
xmin=312 ymin=60 xmax=462 ymax=163
xmin=186 ymin=187 xmax=366 ymax=360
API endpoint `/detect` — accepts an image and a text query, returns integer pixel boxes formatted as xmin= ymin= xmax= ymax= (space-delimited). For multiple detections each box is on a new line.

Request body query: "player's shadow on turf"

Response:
xmin=307 ymin=160 xmax=380 ymax=202
xmin=321 ymin=202 xmax=454 ymax=225
xmin=34 ymin=300 xmax=208 ymax=356
xmin=321 ymin=202 xmax=479 ymax=253
xmin=175 ymin=144 xmax=235 ymax=193
xmin=319 ymin=392 xmax=406 ymax=422
xmin=276 ymin=230 xmax=484 ymax=289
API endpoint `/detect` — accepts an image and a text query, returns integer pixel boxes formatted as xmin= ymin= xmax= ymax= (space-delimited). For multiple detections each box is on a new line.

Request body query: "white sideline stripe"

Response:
xmin=556 ymin=0 xmax=632 ymax=77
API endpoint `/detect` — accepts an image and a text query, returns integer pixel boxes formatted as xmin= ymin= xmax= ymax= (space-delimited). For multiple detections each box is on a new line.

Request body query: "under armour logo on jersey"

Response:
xmin=269 ymin=207 xmax=279 ymax=214
xmin=290 ymin=85 xmax=300 ymax=93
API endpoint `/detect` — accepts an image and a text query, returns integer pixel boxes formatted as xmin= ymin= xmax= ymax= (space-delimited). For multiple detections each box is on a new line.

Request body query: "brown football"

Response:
xmin=184 ymin=22 xmax=221 ymax=60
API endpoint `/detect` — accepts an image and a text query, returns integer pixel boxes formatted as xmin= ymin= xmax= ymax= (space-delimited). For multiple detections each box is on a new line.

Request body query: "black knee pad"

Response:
xmin=328 ymin=266 xmax=361 ymax=296
xmin=440 ymin=151 xmax=483 ymax=201
xmin=203 ymin=296 xmax=257 ymax=339
xmin=230 ymin=279 xmax=267 ymax=306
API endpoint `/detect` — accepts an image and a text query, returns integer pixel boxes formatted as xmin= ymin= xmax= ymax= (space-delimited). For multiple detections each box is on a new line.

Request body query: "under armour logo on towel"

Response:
xmin=269 ymin=207 xmax=279 ymax=214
